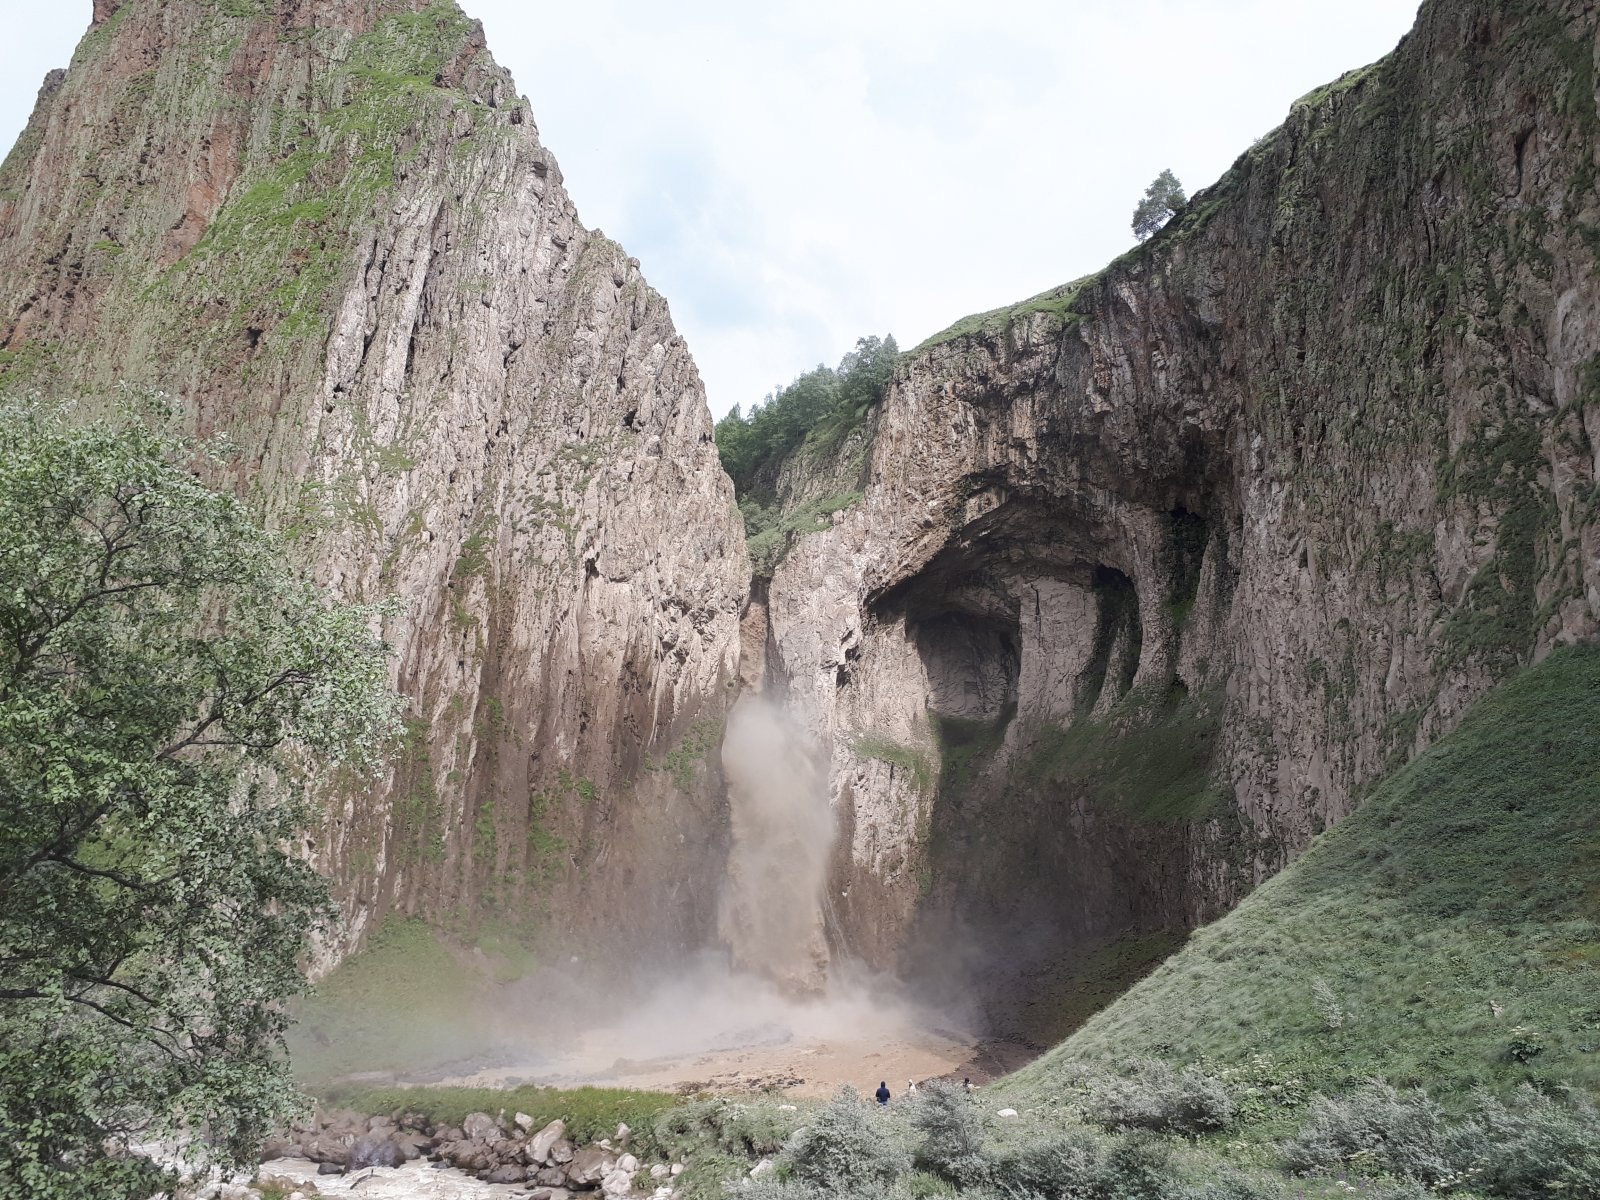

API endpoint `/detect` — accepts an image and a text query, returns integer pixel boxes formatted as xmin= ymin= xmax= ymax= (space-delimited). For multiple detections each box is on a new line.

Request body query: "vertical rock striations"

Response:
xmin=0 ymin=0 xmax=749 ymax=967
xmin=757 ymin=0 xmax=1600 ymax=1028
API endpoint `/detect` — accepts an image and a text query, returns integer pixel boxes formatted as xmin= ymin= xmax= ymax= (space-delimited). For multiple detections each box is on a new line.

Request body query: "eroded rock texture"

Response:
xmin=757 ymin=0 xmax=1600 ymax=1035
xmin=0 ymin=1 xmax=748 ymax=966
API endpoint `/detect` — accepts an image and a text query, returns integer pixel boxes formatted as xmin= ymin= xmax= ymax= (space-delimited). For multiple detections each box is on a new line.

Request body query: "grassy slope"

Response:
xmin=286 ymin=917 xmax=501 ymax=1083
xmin=1008 ymin=644 xmax=1600 ymax=1114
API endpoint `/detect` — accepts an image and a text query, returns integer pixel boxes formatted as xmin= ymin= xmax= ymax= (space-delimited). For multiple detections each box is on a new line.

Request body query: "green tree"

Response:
xmin=1131 ymin=168 xmax=1186 ymax=240
xmin=0 ymin=396 xmax=402 ymax=1198
xmin=713 ymin=333 xmax=898 ymax=498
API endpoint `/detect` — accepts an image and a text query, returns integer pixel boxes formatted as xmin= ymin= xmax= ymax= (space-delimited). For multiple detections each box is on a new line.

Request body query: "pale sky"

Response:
xmin=2 ymin=1 xmax=1420 ymax=417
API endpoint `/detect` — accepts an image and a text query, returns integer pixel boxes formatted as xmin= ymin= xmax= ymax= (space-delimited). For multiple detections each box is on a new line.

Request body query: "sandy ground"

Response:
xmin=447 ymin=1021 xmax=1019 ymax=1099
xmin=422 ymin=970 xmax=1036 ymax=1099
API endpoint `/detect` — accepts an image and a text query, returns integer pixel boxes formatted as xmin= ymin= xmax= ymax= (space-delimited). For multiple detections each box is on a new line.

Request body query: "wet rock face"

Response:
xmin=0 ymin=0 xmax=748 ymax=967
xmin=761 ymin=0 xmax=1600 ymax=989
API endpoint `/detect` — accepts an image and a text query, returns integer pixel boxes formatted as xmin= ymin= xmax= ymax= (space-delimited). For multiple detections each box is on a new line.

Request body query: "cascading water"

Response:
xmin=716 ymin=695 xmax=836 ymax=994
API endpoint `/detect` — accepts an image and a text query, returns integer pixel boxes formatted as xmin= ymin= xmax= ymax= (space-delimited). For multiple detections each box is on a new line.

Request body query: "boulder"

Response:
xmin=649 ymin=1165 xmax=668 ymax=1180
xmin=484 ymin=1163 xmax=526 ymax=1184
xmin=567 ymin=1145 xmax=618 ymax=1187
xmin=614 ymin=1123 xmax=631 ymax=1146
xmin=258 ymin=1134 xmax=295 ymax=1161
xmin=750 ymin=1159 xmax=774 ymax=1178
xmin=528 ymin=1190 xmax=571 ymax=1200
xmin=366 ymin=1115 xmax=396 ymax=1133
xmin=316 ymin=1162 xmax=345 ymax=1176
xmin=550 ymin=1138 xmax=575 ymax=1165
xmin=302 ymin=1136 xmax=348 ymax=1166
xmin=601 ymin=1166 xmax=634 ymax=1198
xmin=617 ymin=1154 xmax=638 ymax=1174
xmin=462 ymin=1111 xmax=499 ymax=1143
xmin=533 ymin=1166 xmax=569 ymax=1187
xmin=393 ymin=1132 xmax=432 ymax=1160
xmin=349 ymin=1135 xmax=405 ymax=1170
xmin=515 ymin=1112 xmax=535 ymax=1132
xmin=527 ymin=1119 xmax=567 ymax=1165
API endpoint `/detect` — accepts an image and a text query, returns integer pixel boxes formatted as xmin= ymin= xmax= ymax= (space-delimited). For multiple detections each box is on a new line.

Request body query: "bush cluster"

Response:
xmin=1086 ymin=1060 xmax=1236 ymax=1136
xmin=1283 ymin=1081 xmax=1600 ymax=1198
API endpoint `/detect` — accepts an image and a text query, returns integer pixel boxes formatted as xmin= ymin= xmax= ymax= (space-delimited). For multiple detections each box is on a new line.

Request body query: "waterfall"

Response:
xmin=717 ymin=695 xmax=836 ymax=995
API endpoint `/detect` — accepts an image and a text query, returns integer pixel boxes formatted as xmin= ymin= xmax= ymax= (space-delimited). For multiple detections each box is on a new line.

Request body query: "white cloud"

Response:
xmin=1 ymin=1 xmax=1421 ymax=416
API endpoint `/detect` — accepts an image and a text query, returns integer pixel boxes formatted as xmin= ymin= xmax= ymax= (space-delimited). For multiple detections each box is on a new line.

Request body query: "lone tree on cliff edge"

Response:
xmin=1132 ymin=168 xmax=1187 ymax=240
xmin=0 ymin=394 xmax=401 ymax=1199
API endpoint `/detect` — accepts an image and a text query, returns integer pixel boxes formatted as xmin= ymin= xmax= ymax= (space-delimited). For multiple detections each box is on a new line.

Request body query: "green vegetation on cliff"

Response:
xmin=1016 ymin=643 xmax=1600 ymax=1108
xmin=714 ymin=334 xmax=897 ymax=500
xmin=715 ymin=334 xmax=896 ymax=574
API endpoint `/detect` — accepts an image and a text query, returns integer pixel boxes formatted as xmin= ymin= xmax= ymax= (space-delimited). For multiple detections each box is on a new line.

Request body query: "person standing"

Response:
xmin=875 ymin=1080 xmax=891 ymax=1105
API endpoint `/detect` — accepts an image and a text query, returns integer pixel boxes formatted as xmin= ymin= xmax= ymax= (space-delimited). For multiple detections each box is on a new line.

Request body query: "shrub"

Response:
xmin=989 ymin=1127 xmax=1104 ymax=1198
xmin=910 ymin=1082 xmax=992 ymax=1186
xmin=1087 ymin=1060 xmax=1235 ymax=1136
xmin=989 ymin=1127 xmax=1176 ymax=1200
xmin=1447 ymin=1085 xmax=1600 ymax=1199
xmin=1280 ymin=1082 xmax=1454 ymax=1184
xmin=653 ymin=1097 xmax=800 ymax=1167
xmin=779 ymin=1087 xmax=909 ymax=1195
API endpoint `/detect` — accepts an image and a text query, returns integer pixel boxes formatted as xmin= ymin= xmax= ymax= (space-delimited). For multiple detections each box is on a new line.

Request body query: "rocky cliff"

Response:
xmin=754 ymin=0 xmax=1600 ymax=1036
xmin=0 ymin=0 xmax=749 ymax=968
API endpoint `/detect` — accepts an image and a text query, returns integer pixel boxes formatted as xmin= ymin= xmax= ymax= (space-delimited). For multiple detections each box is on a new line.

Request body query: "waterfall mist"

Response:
xmin=717 ymin=695 xmax=835 ymax=994
xmin=291 ymin=695 xmax=998 ymax=1096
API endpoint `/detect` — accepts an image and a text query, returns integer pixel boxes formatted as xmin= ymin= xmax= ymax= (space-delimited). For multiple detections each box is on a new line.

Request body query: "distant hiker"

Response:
xmin=963 ymin=1077 xmax=973 ymax=1093
xmin=907 ymin=1079 xmax=918 ymax=1096
xmin=875 ymin=1081 xmax=891 ymax=1105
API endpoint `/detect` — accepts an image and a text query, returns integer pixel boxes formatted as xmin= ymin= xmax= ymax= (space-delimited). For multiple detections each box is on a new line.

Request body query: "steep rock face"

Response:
xmin=759 ymin=0 xmax=1600 ymax=1023
xmin=0 ymin=0 xmax=749 ymax=966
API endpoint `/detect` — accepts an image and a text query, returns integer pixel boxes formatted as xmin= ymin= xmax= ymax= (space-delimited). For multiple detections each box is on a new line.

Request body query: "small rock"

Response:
xmin=614 ymin=1123 xmax=631 ymax=1145
xmin=515 ymin=1112 xmax=535 ymax=1132
xmin=532 ymin=1165 xmax=567 ymax=1186
xmin=367 ymin=1116 xmax=396 ymax=1133
xmin=617 ymin=1153 xmax=638 ymax=1173
xmin=601 ymin=1165 xmax=634 ymax=1197
xmin=777 ymin=1104 xmax=797 ymax=1112
xmin=550 ymin=1138 xmax=575 ymax=1165
xmin=316 ymin=1162 xmax=345 ymax=1176
xmin=997 ymin=1108 xmax=1019 ymax=1118
xmin=650 ymin=1164 xmax=668 ymax=1179
xmin=463 ymin=1112 xmax=499 ymax=1143
xmin=670 ymin=1163 xmax=683 ymax=1176
xmin=484 ymin=1163 xmax=526 ymax=1184
xmin=750 ymin=1158 xmax=775 ymax=1178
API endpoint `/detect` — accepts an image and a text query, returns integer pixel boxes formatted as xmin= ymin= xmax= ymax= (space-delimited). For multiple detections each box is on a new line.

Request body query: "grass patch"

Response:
xmin=853 ymin=734 xmax=937 ymax=794
xmin=287 ymin=917 xmax=488 ymax=1083
xmin=1016 ymin=687 xmax=1228 ymax=824
xmin=744 ymin=490 xmax=864 ymax=576
xmin=1013 ymin=643 xmax=1600 ymax=1126
xmin=911 ymin=275 xmax=1095 ymax=355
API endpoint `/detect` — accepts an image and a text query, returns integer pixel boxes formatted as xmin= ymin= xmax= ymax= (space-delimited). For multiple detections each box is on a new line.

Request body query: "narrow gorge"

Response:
xmin=2 ymin=0 xmax=1599 ymax=1193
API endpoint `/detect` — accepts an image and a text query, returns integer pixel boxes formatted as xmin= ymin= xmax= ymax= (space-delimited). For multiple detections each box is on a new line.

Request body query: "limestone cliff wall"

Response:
xmin=0 ymin=0 xmax=749 ymax=967
xmin=760 ymin=0 xmax=1600 ymax=1018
